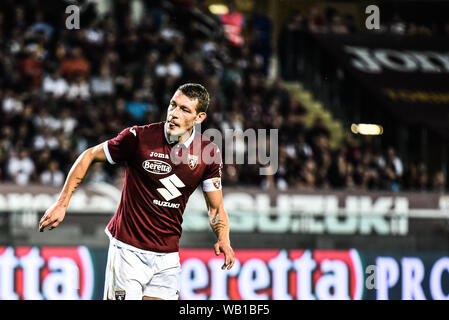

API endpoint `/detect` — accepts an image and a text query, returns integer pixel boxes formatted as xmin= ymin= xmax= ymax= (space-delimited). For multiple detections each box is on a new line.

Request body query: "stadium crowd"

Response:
xmin=280 ymin=4 xmax=449 ymax=36
xmin=0 ymin=0 xmax=446 ymax=192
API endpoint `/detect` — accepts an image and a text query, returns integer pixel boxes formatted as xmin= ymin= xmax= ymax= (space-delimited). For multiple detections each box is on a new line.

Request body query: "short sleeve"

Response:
xmin=202 ymin=144 xmax=223 ymax=192
xmin=104 ymin=126 xmax=138 ymax=164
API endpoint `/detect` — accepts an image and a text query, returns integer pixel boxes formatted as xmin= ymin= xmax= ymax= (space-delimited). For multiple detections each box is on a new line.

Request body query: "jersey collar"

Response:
xmin=164 ymin=122 xmax=196 ymax=148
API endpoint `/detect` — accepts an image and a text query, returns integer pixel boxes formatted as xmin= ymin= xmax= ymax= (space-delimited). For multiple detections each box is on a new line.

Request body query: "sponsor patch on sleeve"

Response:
xmin=202 ymin=177 xmax=222 ymax=192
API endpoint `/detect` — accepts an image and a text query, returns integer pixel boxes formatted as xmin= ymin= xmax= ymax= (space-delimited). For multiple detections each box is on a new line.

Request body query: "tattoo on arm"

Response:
xmin=211 ymin=212 xmax=219 ymax=224
xmin=211 ymin=217 xmax=226 ymax=236
xmin=73 ymin=177 xmax=83 ymax=191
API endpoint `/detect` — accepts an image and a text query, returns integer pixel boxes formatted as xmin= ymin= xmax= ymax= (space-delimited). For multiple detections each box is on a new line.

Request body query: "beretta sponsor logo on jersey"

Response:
xmin=142 ymin=159 xmax=172 ymax=174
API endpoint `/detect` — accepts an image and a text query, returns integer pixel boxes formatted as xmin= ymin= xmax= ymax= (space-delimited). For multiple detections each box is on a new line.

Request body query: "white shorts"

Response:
xmin=103 ymin=241 xmax=180 ymax=300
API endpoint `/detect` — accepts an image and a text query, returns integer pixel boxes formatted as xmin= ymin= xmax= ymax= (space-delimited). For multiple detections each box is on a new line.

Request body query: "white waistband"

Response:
xmin=104 ymin=227 xmax=176 ymax=256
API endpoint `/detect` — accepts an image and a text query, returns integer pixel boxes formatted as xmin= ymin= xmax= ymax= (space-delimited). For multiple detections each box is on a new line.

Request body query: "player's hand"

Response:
xmin=214 ymin=240 xmax=235 ymax=270
xmin=39 ymin=203 xmax=67 ymax=232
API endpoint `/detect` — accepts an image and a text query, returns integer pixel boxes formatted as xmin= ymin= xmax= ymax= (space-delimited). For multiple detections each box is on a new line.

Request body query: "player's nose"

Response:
xmin=170 ymin=106 xmax=181 ymax=119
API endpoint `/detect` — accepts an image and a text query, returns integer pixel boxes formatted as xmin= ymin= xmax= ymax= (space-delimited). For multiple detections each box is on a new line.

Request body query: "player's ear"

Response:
xmin=195 ymin=112 xmax=207 ymax=124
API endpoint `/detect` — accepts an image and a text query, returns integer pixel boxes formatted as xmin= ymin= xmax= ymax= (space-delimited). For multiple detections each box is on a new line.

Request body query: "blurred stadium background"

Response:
xmin=0 ymin=0 xmax=449 ymax=300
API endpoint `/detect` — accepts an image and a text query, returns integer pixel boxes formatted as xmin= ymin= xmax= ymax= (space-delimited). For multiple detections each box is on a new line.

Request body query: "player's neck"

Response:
xmin=167 ymin=127 xmax=194 ymax=145
xmin=177 ymin=128 xmax=193 ymax=144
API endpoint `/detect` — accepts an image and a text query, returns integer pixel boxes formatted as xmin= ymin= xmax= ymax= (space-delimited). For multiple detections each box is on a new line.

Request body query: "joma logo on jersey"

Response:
xmin=149 ymin=151 xmax=169 ymax=159
xmin=142 ymin=160 xmax=172 ymax=174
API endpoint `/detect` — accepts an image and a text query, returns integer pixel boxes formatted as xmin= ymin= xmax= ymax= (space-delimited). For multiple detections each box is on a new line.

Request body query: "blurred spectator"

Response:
xmin=328 ymin=151 xmax=349 ymax=188
xmin=29 ymin=11 xmax=54 ymax=41
xmin=34 ymin=148 xmax=51 ymax=177
xmin=416 ymin=163 xmax=429 ymax=191
xmin=155 ymin=52 xmax=183 ymax=79
xmin=378 ymin=146 xmax=403 ymax=191
xmin=261 ymin=145 xmax=290 ymax=190
xmin=125 ymin=91 xmax=151 ymax=122
xmin=13 ymin=6 xmax=27 ymax=32
xmin=389 ymin=14 xmax=406 ymax=35
xmin=432 ymin=171 xmax=446 ymax=192
xmin=59 ymin=47 xmax=90 ymax=80
xmin=40 ymin=160 xmax=64 ymax=187
xmin=84 ymin=20 xmax=105 ymax=46
xmin=404 ymin=161 xmax=418 ymax=190
xmin=42 ymin=69 xmax=69 ymax=98
xmin=298 ymin=159 xmax=317 ymax=190
xmin=328 ymin=13 xmax=349 ymax=34
xmin=60 ymin=108 xmax=78 ymax=136
xmin=2 ymin=89 xmax=23 ymax=114
xmin=138 ymin=15 xmax=159 ymax=47
xmin=290 ymin=133 xmax=313 ymax=161
xmin=219 ymin=1 xmax=244 ymax=47
xmin=33 ymin=126 xmax=59 ymax=151
xmin=141 ymin=50 xmax=159 ymax=80
xmin=7 ymin=149 xmax=35 ymax=185
xmin=90 ymin=64 xmax=115 ymax=96
xmin=307 ymin=6 xmax=326 ymax=33
xmin=343 ymin=14 xmax=357 ymax=33
xmin=86 ymin=162 xmax=108 ymax=185
xmin=21 ymin=50 xmax=44 ymax=87
xmin=67 ymin=75 xmax=91 ymax=100
xmin=354 ymin=150 xmax=381 ymax=190
xmin=33 ymin=108 xmax=57 ymax=131
xmin=248 ymin=8 xmax=272 ymax=73
xmin=222 ymin=164 xmax=240 ymax=186
xmin=0 ymin=138 xmax=9 ymax=181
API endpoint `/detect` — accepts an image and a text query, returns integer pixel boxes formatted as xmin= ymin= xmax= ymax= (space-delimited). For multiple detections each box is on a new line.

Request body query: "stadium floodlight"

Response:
xmin=208 ymin=4 xmax=229 ymax=15
xmin=351 ymin=123 xmax=384 ymax=135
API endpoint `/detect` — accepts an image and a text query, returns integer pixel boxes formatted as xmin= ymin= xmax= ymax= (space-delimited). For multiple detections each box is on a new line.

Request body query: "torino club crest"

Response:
xmin=212 ymin=177 xmax=221 ymax=190
xmin=187 ymin=154 xmax=198 ymax=170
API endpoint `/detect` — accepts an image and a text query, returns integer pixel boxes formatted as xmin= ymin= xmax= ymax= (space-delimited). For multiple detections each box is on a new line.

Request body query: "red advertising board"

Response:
xmin=0 ymin=246 xmax=94 ymax=300
xmin=0 ymin=247 xmax=448 ymax=300
xmin=179 ymin=249 xmax=364 ymax=300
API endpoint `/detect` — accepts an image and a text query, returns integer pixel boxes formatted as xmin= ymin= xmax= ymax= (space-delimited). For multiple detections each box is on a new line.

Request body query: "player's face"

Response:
xmin=166 ymin=90 xmax=205 ymax=139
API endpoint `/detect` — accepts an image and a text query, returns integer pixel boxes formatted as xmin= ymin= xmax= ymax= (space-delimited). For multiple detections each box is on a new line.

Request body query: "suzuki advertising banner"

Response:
xmin=0 ymin=246 xmax=448 ymax=300
xmin=2 ymin=183 xmax=449 ymax=238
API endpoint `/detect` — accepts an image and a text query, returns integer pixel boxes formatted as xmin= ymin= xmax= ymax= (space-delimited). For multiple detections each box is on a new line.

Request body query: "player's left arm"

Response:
xmin=203 ymin=190 xmax=235 ymax=270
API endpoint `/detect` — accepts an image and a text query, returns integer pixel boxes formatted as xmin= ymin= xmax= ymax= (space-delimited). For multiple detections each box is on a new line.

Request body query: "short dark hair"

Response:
xmin=177 ymin=83 xmax=210 ymax=114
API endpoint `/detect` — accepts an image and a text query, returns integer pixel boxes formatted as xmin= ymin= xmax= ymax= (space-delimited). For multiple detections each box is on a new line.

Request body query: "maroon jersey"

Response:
xmin=103 ymin=121 xmax=222 ymax=252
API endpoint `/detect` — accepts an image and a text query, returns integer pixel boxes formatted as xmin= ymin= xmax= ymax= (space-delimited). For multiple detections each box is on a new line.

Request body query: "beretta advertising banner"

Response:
xmin=0 ymin=246 xmax=448 ymax=300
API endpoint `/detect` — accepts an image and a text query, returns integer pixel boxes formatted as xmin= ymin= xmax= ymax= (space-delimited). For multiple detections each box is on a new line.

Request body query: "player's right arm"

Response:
xmin=39 ymin=142 xmax=107 ymax=232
